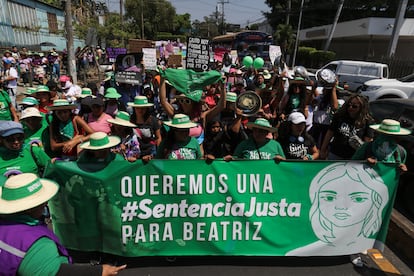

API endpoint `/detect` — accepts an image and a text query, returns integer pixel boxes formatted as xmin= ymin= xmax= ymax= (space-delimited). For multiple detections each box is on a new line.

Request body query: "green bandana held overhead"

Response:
xmin=160 ymin=68 xmax=223 ymax=102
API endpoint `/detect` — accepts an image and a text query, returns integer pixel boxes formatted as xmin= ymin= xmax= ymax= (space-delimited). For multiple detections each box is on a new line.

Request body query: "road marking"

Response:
xmin=367 ymin=249 xmax=402 ymax=275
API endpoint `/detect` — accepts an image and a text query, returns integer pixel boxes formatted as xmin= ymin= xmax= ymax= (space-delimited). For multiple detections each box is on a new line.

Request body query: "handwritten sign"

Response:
xmin=186 ymin=37 xmax=210 ymax=71
xmin=168 ymin=54 xmax=182 ymax=67
xmin=142 ymin=48 xmax=157 ymax=70
xmin=106 ymin=48 xmax=127 ymax=63
xmin=115 ymin=71 xmax=142 ymax=85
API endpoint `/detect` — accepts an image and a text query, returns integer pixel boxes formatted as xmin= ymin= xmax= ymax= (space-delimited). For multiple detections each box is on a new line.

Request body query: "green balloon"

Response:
xmin=242 ymin=56 xmax=253 ymax=67
xmin=253 ymin=57 xmax=264 ymax=69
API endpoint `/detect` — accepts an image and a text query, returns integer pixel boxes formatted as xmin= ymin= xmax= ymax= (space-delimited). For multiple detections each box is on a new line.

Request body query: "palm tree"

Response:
xmin=274 ymin=24 xmax=295 ymax=64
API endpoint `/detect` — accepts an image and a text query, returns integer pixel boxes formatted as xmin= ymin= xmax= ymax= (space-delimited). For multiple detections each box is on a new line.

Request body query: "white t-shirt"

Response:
xmin=6 ymin=67 xmax=18 ymax=88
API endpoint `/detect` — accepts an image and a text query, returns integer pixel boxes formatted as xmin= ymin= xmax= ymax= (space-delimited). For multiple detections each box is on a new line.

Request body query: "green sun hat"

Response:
xmin=163 ymin=114 xmax=198 ymax=129
xmin=226 ymin=92 xmax=237 ymax=103
xmin=80 ymin=132 xmax=121 ymax=150
xmin=46 ymin=99 xmax=77 ymax=111
xmin=78 ymin=88 xmax=93 ymax=98
xmin=104 ymin=87 xmax=122 ymax=99
xmin=127 ymin=96 xmax=154 ymax=108
xmin=19 ymin=97 xmax=39 ymax=106
xmin=24 ymin=87 xmax=37 ymax=95
xmin=35 ymin=85 xmax=50 ymax=93
xmin=246 ymin=118 xmax=277 ymax=133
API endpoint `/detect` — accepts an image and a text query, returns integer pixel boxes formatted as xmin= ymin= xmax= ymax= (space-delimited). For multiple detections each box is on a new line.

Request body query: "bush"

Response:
xmin=311 ymin=50 xmax=336 ymax=68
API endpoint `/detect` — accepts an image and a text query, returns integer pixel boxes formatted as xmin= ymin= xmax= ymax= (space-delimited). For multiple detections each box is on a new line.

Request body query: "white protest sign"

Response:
xmin=269 ymin=45 xmax=282 ymax=65
xmin=142 ymin=48 xmax=157 ymax=70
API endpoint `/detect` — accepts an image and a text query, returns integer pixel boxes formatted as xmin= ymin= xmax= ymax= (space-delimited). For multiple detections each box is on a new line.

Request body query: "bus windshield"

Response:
xmin=211 ymin=31 xmax=273 ymax=62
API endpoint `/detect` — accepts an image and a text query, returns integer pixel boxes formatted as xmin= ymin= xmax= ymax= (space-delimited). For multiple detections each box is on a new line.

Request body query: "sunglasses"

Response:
xmin=177 ymin=98 xmax=192 ymax=105
xmin=4 ymin=134 xmax=24 ymax=143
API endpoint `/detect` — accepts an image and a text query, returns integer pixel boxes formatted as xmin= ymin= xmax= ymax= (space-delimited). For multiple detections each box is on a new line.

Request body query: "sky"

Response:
xmin=108 ymin=0 xmax=270 ymax=27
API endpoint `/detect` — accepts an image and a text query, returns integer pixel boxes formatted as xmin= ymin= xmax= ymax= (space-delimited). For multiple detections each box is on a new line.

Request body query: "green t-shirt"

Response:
xmin=156 ymin=137 xmax=202 ymax=159
xmin=234 ymin=138 xmax=286 ymax=160
xmin=23 ymin=117 xmax=49 ymax=146
xmin=0 ymin=90 xmax=13 ymax=121
xmin=5 ymin=215 xmax=70 ymax=276
xmin=0 ymin=146 xmax=51 ymax=184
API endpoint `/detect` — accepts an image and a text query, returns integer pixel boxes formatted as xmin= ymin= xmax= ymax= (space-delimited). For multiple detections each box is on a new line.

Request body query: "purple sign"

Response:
xmin=106 ymin=47 xmax=127 ymax=62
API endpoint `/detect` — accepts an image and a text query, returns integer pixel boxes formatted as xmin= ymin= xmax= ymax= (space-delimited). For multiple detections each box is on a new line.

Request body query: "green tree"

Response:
xmin=274 ymin=23 xmax=295 ymax=60
xmin=124 ymin=0 xmax=176 ymax=40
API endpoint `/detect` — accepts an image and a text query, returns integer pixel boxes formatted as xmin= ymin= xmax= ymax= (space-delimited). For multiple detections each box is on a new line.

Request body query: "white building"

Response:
xmin=299 ymin=17 xmax=414 ymax=60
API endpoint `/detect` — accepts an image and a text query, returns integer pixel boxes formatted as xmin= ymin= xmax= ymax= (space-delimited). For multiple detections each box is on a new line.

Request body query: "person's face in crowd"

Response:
xmin=291 ymin=122 xmax=306 ymax=137
xmin=91 ymin=104 xmax=104 ymax=117
xmin=252 ymin=127 xmax=269 ymax=144
xmin=177 ymin=97 xmax=193 ymax=113
xmin=11 ymin=46 xmax=18 ymax=53
xmin=1 ymin=133 xmax=25 ymax=151
xmin=134 ymin=106 xmax=148 ymax=117
xmin=55 ymin=109 xmax=72 ymax=122
xmin=291 ymin=84 xmax=301 ymax=94
xmin=22 ymin=117 xmax=42 ymax=131
xmin=91 ymin=148 xmax=111 ymax=159
xmin=210 ymin=122 xmax=222 ymax=134
xmin=26 ymin=202 xmax=48 ymax=220
xmin=347 ymin=98 xmax=362 ymax=119
xmin=257 ymin=75 xmax=265 ymax=84
xmin=111 ymin=124 xmax=128 ymax=136
xmin=173 ymin=128 xmax=190 ymax=142
xmin=318 ymin=175 xmax=373 ymax=227
xmin=35 ymin=92 xmax=51 ymax=105
xmin=106 ymin=99 xmax=118 ymax=106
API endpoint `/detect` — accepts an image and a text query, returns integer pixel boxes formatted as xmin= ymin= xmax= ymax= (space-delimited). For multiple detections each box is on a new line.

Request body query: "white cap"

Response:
xmin=288 ymin=112 xmax=306 ymax=124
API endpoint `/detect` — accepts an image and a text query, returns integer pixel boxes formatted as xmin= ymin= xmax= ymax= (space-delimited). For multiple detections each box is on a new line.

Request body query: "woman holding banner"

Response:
xmin=0 ymin=173 xmax=126 ymax=275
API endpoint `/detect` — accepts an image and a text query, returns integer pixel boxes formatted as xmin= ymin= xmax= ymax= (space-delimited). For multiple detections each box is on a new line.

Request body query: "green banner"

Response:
xmin=44 ymin=160 xmax=399 ymax=257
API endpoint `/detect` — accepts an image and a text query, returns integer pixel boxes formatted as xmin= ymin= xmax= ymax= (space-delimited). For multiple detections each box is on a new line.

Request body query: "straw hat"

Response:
xmin=19 ymin=97 xmax=39 ymax=106
xmin=24 ymin=87 xmax=37 ymax=95
xmin=163 ymin=114 xmax=198 ymax=129
xmin=107 ymin=111 xmax=137 ymax=128
xmin=20 ymin=107 xmax=43 ymax=120
xmin=370 ymin=119 xmax=411 ymax=136
xmin=104 ymin=87 xmax=122 ymax=99
xmin=262 ymin=70 xmax=272 ymax=80
xmin=246 ymin=118 xmax=277 ymax=133
xmin=46 ymin=99 xmax=77 ymax=111
xmin=226 ymin=92 xmax=237 ymax=103
xmin=80 ymin=132 xmax=121 ymax=150
xmin=127 ymin=96 xmax=154 ymax=108
xmin=0 ymin=173 xmax=59 ymax=214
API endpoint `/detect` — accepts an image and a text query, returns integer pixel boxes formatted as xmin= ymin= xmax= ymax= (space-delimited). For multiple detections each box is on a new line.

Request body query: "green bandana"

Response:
xmin=160 ymin=69 xmax=223 ymax=102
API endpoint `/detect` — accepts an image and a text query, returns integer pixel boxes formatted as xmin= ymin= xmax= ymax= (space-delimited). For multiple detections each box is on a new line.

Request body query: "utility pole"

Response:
xmin=218 ymin=0 xmax=229 ymax=35
xmin=141 ymin=0 xmax=145 ymax=39
xmin=286 ymin=0 xmax=291 ymax=25
xmin=324 ymin=0 xmax=345 ymax=51
xmin=387 ymin=0 xmax=408 ymax=58
xmin=292 ymin=0 xmax=304 ymax=68
xmin=65 ymin=0 xmax=77 ymax=84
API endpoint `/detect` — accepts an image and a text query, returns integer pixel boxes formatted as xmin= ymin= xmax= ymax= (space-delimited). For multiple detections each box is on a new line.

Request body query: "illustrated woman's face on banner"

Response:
xmin=318 ymin=176 xmax=373 ymax=227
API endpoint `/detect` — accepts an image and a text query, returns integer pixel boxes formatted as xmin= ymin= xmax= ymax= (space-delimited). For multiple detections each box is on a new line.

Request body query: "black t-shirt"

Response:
xmin=279 ymin=133 xmax=316 ymax=160
xmin=328 ymin=115 xmax=374 ymax=159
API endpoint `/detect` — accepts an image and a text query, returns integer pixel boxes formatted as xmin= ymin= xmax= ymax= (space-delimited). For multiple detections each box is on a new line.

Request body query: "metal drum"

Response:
xmin=235 ymin=91 xmax=262 ymax=117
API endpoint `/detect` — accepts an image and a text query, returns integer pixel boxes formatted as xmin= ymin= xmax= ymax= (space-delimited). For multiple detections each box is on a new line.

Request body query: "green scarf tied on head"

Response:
xmin=160 ymin=68 xmax=223 ymax=102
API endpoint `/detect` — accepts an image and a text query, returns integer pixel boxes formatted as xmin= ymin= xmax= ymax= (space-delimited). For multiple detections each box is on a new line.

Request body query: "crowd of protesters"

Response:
xmin=0 ymin=44 xmax=411 ymax=275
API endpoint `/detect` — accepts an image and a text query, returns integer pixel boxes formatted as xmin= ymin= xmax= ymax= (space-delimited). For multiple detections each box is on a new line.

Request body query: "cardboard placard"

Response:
xmin=168 ymin=54 xmax=182 ymax=67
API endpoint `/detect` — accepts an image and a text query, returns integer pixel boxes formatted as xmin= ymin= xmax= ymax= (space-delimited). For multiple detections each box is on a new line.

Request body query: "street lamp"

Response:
xmin=291 ymin=0 xmax=304 ymax=68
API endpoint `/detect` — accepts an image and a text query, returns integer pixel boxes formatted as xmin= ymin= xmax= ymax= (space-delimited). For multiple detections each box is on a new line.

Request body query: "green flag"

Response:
xmin=160 ymin=68 xmax=223 ymax=102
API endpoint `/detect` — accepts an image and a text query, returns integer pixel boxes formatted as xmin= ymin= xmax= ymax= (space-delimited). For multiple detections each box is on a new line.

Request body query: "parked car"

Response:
xmin=317 ymin=60 xmax=389 ymax=92
xmin=361 ymin=73 xmax=414 ymax=102
xmin=369 ymin=98 xmax=414 ymax=220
